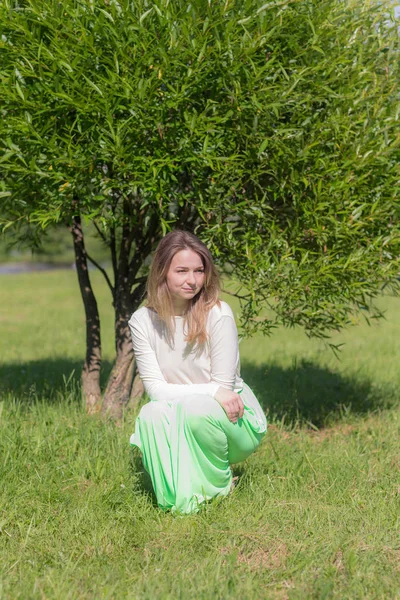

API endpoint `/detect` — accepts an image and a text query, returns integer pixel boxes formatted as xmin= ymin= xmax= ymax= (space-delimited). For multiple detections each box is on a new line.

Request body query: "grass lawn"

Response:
xmin=0 ymin=270 xmax=399 ymax=599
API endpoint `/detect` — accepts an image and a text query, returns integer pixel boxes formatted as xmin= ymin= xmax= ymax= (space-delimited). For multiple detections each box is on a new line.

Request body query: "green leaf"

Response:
xmin=139 ymin=8 xmax=154 ymax=24
xmin=15 ymin=80 xmax=25 ymax=101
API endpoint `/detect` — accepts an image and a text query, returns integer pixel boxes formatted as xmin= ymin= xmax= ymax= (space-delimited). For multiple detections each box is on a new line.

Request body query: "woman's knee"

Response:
xmin=228 ymin=429 xmax=264 ymax=464
xmin=138 ymin=401 xmax=168 ymax=426
xmin=178 ymin=396 xmax=224 ymax=435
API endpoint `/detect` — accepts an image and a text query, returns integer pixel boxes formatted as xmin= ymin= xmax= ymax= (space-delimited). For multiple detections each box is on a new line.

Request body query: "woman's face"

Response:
xmin=166 ymin=249 xmax=205 ymax=308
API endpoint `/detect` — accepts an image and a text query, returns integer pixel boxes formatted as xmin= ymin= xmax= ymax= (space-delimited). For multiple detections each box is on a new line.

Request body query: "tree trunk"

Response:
xmin=102 ymin=326 xmax=136 ymax=418
xmin=102 ymin=254 xmax=137 ymax=417
xmin=70 ymin=214 xmax=102 ymax=413
xmin=129 ymin=371 xmax=144 ymax=410
xmin=102 ymin=200 xmax=149 ymax=418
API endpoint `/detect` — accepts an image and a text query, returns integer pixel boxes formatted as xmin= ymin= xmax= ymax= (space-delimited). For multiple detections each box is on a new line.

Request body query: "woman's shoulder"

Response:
xmin=129 ymin=305 xmax=155 ymax=327
xmin=209 ymin=300 xmax=236 ymax=321
xmin=129 ymin=306 xmax=166 ymax=343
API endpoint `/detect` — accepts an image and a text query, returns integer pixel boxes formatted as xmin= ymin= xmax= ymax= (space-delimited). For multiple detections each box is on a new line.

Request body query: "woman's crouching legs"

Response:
xmin=131 ymin=395 xmax=265 ymax=514
xmin=132 ymin=401 xmax=175 ymax=509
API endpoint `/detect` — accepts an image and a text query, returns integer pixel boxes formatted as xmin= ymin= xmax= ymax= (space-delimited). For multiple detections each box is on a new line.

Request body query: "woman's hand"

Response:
xmin=215 ymin=386 xmax=244 ymax=423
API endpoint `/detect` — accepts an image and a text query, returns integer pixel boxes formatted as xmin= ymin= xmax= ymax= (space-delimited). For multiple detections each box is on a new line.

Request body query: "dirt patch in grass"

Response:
xmin=238 ymin=543 xmax=288 ymax=570
xmin=309 ymin=423 xmax=357 ymax=443
xmin=333 ymin=549 xmax=345 ymax=572
xmin=267 ymin=422 xmax=357 ymax=444
xmin=268 ymin=410 xmax=397 ymax=444
xmin=221 ymin=543 xmax=289 ymax=571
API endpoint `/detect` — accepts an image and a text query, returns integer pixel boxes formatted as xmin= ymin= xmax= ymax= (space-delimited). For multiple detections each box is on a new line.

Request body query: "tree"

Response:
xmin=1 ymin=0 xmax=399 ymax=416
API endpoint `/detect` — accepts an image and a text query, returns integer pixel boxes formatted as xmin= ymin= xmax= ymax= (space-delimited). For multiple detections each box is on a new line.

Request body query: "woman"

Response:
xmin=129 ymin=230 xmax=267 ymax=514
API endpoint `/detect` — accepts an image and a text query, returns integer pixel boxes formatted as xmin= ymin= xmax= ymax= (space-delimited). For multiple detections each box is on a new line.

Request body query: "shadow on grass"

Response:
xmin=241 ymin=359 xmax=398 ymax=428
xmin=0 ymin=358 xmax=114 ymax=403
xmin=0 ymin=358 xmax=397 ymax=427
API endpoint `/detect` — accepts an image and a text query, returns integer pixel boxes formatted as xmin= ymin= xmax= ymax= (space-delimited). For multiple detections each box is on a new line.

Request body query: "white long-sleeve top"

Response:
xmin=128 ymin=300 xmax=267 ymax=432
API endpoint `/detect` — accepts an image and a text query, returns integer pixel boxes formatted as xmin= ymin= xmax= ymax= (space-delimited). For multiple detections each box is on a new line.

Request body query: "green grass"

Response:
xmin=1 ymin=270 xmax=399 ymax=599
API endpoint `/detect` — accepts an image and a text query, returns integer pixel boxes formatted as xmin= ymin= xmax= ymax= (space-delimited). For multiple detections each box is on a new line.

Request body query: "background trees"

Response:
xmin=1 ymin=0 xmax=399 ymax=416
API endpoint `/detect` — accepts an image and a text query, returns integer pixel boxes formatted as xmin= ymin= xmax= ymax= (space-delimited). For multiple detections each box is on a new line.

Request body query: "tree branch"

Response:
xmin=128 ymin=212 xmax=159 ymax=278
xmin=176 ymin=201 xmax=199 ymax=232
xmin=110 ymin=226 xmax=118 ymax=282
xmin=109 ymin=193 xmax=121 ymax=283
xmin=125 ymin=217 xmax=158 ymax=291
xmin=93 ymin=220 xmax=108 ymax=244
xmin=130 ymin=281 xmax=146 ymax=308
xmin=117 ymin=199 xmax=133 ymax=280
xmin=221 ymin=287 xmax=248 ymax=301
xmin=132 ymin=276 xmax=147 ymax=286
xmin=86 ymin=251 xmax=115 ymax=300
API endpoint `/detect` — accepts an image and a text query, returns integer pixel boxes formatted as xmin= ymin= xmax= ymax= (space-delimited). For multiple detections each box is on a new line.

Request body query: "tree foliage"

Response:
xmin=0 ymin=0 xmax=399 ymax=410
xmin=196 ymin=0 xmax=400 ymax=336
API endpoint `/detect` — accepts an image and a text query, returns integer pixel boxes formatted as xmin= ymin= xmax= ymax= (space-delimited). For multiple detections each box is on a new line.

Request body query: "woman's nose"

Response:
xmin=186 ymin=272 xmax=195 ymax=285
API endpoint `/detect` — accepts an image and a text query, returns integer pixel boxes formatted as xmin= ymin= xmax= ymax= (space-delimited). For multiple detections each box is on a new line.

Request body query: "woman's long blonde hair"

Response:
xmin=146 ymin=230 xmax=220 ymax=345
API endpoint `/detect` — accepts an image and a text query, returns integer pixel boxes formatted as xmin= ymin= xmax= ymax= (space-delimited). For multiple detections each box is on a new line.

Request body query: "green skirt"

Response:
xmin=130 ymin=386 xmax=266 ymax=514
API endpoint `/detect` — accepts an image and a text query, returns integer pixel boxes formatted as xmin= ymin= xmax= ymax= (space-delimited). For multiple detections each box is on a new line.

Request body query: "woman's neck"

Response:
xmin=171 ymin=298 xmax=189 ymax=317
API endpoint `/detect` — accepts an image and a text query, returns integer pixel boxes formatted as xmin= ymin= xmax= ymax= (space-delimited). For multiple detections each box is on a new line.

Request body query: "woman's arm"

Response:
xmin=209 ymin=313 xmax=240 ymax=391
xmin=129 ymin=316 xmax=220 ymax=402
xmin=208 ymin=310 xmax=245 ymax=422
